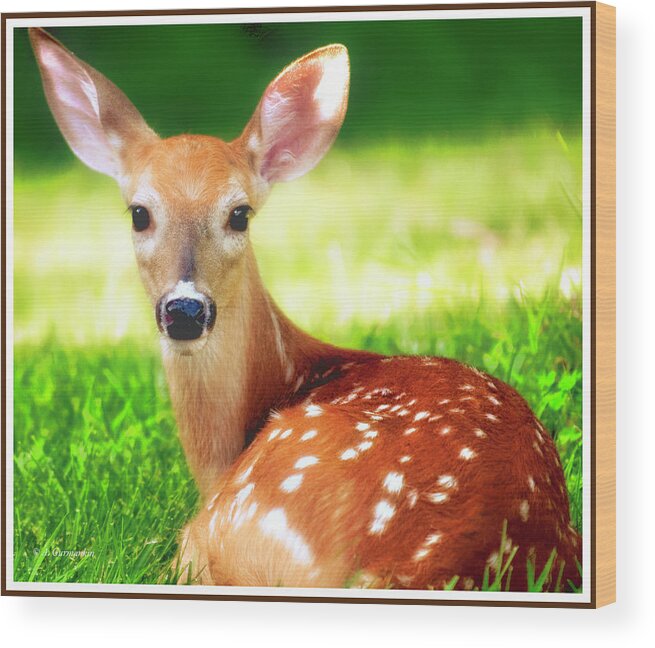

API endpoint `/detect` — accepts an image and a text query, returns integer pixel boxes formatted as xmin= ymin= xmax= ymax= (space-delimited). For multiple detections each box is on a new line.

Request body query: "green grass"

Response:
xmin=13 ymin=343 xmax=195 ymax=584
xmin=11 ymin=133 xmax=584 ymax=588
xmin=12 ymin=291 xmax=583 ymax=587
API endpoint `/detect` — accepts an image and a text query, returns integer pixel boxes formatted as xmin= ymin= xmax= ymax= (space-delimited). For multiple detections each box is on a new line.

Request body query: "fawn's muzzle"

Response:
xmin=157 ymin=295 xmax=216 ymax=341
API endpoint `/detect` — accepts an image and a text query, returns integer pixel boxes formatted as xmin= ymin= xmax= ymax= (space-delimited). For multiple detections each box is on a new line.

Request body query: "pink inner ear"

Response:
xmin=260 ymin=74 xmax=318 ymax=179
xmin=257 ymin=52 xmax=348 ymax=183
xmin=35 ymin=39 xmax=119 ymax=177
xmin=39 ymin=43 xmax=100 ymax=120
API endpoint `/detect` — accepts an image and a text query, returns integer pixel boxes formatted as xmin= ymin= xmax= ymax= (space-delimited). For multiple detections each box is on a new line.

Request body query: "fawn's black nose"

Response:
xmin=159 ymin=297 xmax=216 ymax=341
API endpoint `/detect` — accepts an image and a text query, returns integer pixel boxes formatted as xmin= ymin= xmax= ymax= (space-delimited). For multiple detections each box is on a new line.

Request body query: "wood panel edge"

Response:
xmin=593 ymin=0 xmax=616 ymax=609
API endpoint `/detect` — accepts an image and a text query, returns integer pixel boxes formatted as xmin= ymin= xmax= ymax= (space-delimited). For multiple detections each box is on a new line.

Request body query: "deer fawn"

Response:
xmin=31 ymin=27 xmax=581 ymax=592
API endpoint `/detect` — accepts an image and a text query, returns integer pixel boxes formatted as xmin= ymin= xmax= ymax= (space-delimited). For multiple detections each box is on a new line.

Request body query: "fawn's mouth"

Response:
xmin=156 ymin=282 xmax=217 ymax=349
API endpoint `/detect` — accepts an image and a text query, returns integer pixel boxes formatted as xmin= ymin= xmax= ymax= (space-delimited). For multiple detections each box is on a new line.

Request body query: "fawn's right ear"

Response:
xmin=240 ymin=44 xmax=350 ymax=184
xmin=30 ymin=28 xmax=157 ymax=179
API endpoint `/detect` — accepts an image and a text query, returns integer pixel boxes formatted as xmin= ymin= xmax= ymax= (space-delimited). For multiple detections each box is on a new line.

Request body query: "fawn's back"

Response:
xmin=181 ymin=356 xmax=581 ymax=590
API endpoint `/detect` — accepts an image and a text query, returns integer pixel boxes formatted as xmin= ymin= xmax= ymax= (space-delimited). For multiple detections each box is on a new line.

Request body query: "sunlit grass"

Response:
xmin=13 ymin=131 xmax=581 ymax=343
xmin=11 ymin=132 xmax=584 ymax=588
xmin=12 ymin=293 xmax=583 ymax=587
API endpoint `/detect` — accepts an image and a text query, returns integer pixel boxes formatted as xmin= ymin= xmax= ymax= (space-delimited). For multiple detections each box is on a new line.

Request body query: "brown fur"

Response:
xmin=182 ymin=358 xmax=581 ymax=591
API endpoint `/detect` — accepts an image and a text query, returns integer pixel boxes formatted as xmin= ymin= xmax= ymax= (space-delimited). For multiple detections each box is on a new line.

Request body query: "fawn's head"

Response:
xmin=30 ymin=28 xmax=349 ymax=353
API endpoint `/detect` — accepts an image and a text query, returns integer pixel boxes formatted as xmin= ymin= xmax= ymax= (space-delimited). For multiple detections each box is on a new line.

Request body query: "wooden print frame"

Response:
xmin=1 ymin=2 xmax=615 ymax=607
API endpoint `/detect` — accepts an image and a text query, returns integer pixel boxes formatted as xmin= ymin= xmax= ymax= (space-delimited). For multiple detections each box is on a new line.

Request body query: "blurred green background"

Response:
xmin=12 ymin=18 xmax=585 ymax=588
xmin=14 ymin=19 xmax=582 ymax=171
xmin=13 ymin=18 xmax=583 ymax=342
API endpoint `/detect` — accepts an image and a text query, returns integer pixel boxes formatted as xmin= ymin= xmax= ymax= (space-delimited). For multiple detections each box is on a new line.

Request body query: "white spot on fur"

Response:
xmin=280 ymin=474 xmax=304 ymax=493
xmin=440 ymin=426 xmax=451 ymax=435
xmin=425 ymin=533 xmax=442 ymax=545
xmin=300 ymin=429 xmax=317 ymax=441
xmin=233 ymin=501 xmax=258 ymax=530
xmin=305 ymin=404 xmax=323 ymax=418
xmin=363 ymin=430 xmax=378 ymax=439
xmin=206 ymin=492 xmax=219 ymax=511
xmin=399 ymin=455 xmax=411 ymax=463
xmin=280 ymin=428 xmax=293 ymax=439
xmin=519 ymin=500 xmax=530 ymax=522
xmin=474 ymin=428 xmax=487 ymax=438
xmin=259 ymin=508 xmax=314 ymax=565
xmin=369 ymin=500 xmax=396 ymax=534
xmin=295 ymin=456 xmax=319 ymax=469
xmin=228 ymin=483 xmax=255 ymax=527
xmin=414 ymin=548 xmax=430 ymax=561
xmin=383 ymin=471 xmax=404 ymax=494
xmin=340 ymin=448 xmax=358 ymax=460
xmin=357 ymin=441 xmax=373 ymax=452
xmin=485 ymin=413 xmax=499 ymax=422
xmin=397 ymin=409 xmax=410 ymax=416
xmin=459 ymin=384 xmax=474 ymax=391
xmin=427 ymin=492 xmax=448 ymax=504
xmin=487 ymin=395 xmax=501 ymax=406
xmin=355 ymin=422 xmax=370 ymax=431
xmin=459 ymin=447 xmax=476 ymax=460
xmin=527 ymin=475 xmax=536 ymax=491
xmin=236 ymin=464 xmax=255 ymax=483
xmin=438 ymin=475 xmax=457 ymax=489
xmin=404 ymin=427 xmax=417 ymax=435
xmin=428 ymin=415 xmax=442 ymax=422
xmin=233 ymin=483 xmax=254 ymax=507
xmin=438 ymin=399 xmax=450 ymax=405
xmin=449 ymin=407 xmax=465 ymax=414
xmin=414 ymin=411 xmax=430 ymax=421
xmin=268 ymin=428 xmax=281 ymax=441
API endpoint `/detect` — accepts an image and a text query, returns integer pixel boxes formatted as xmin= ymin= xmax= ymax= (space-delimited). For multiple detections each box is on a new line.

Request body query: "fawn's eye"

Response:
xmin=228 ymin=205 xmax=251 ymax=232
xmin=131 ymin=205 xmax=150 ymax=232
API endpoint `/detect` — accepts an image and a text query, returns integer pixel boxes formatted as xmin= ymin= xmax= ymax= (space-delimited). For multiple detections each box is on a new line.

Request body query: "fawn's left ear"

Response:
xmin=240 ymin=44 xmax=350 ymax=184
xmin=30 ymin=28 xmax=158 ymax=180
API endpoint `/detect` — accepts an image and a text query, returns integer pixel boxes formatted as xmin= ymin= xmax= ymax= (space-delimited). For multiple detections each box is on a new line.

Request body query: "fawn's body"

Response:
xmin=31 ymin=28 xmax=581 ymax=591
xmin=181 ymin=354 xmax=580 ymax=590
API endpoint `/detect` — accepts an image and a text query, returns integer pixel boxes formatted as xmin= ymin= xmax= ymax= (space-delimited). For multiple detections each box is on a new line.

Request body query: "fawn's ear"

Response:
xmin=241 ymin=44 xmax=350 ymax=183
xmin=30 ymin=28 xmax=157 ymax=179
